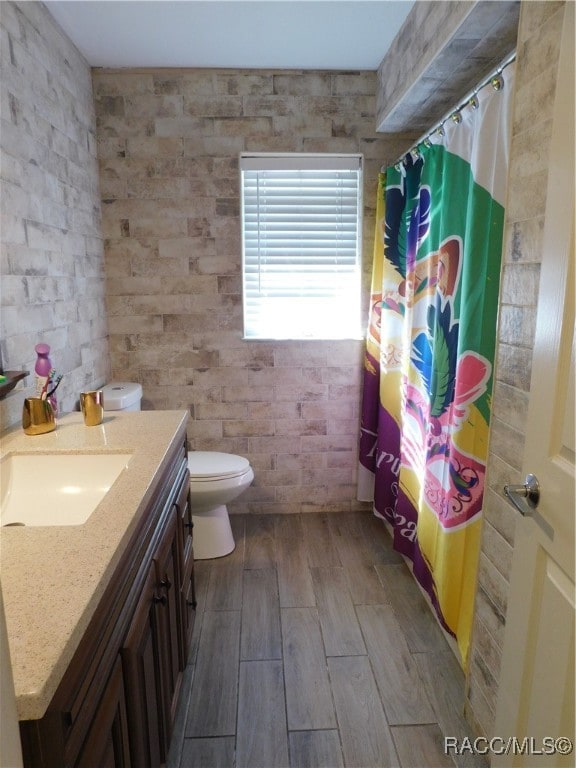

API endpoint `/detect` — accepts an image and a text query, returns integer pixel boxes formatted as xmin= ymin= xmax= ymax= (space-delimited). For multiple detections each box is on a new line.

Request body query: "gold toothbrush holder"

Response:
xmin=80 ymin=390 xmax=104 ymax=426
xmin=22 ymin=397 xmax=56 ymax=435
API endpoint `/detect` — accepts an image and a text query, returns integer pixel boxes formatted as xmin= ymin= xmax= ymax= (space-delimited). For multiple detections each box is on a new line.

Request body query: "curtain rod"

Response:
xmin=386 ymin=51 xmax=516 ymax=171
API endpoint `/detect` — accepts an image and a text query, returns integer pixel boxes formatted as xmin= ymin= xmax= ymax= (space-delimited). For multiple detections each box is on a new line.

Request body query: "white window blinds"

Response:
xmin=240 ymin=153 xmax=363 ymax=340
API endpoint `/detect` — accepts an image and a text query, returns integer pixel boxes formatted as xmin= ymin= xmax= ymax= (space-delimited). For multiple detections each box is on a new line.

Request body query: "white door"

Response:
xmin=493 ymin=4 xmax=575 ymax=767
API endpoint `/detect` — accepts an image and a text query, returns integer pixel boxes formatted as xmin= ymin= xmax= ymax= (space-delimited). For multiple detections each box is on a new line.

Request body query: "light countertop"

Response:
xmin=0 ymin=409 xmax=189 ymax=721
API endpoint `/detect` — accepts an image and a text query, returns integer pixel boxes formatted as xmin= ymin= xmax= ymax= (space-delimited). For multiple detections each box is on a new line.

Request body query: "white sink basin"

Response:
xmin=0 ymin=452 xmax=133 ymax=527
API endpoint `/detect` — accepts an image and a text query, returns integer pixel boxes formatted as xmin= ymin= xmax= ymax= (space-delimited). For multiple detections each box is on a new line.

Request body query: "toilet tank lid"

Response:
xmin=102 ymin=382 xmax=142 ymax=410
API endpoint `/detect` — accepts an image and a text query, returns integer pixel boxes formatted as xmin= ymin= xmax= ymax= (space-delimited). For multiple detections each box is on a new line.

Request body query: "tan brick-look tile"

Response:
xmin=1 ymin=1 xmax=110 ymax=430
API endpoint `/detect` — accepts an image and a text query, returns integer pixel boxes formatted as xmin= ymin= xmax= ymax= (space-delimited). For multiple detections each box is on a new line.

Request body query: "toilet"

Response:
xmin=101 ymin=382 xmax=252 ymax=560
xmin=187 ymin=451 xmax=254 ymax=560
xmin=102 ymin=382 xmax=143 ymax=412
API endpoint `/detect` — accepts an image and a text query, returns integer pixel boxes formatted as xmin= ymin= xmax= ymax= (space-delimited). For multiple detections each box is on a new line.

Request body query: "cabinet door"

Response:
xmin=181 ymin=551 xmax=196 ymax=654
xmin=174 ymin=472 xmax=196 ymax=655
xmin=76 ymin=657 xmax=131 ymax=768
xmin=122 ymin=508 xmax=185 ymax=768
xmin=153 ymin=508 xmax=184 ymax=746
xmin=122 ymin=564 xmax=164 ymax=768
xmin=175 ymin=468 xmax=193 ymax=578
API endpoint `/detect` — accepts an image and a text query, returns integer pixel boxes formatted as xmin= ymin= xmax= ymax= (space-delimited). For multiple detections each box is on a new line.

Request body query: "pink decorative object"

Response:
xmin=34 ymin=344 xmax=52 ymax=378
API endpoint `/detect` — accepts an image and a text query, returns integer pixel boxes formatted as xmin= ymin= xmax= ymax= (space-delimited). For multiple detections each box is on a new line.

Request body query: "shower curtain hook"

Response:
xmin=491 ymin=74 xmax=504 ymax=91
xmin=469 ymin=94 xmax=480 ymax=110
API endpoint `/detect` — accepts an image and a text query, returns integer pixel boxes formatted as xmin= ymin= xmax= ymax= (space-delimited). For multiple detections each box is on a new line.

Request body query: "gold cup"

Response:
xmin=22 ymin=397 xmax=56 ymax=435
xmin=80 ymin=390 xmax=104 ymax=426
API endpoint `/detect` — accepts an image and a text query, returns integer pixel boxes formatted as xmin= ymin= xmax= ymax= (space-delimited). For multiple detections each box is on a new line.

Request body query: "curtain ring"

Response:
xmin=491 ymin=74 xmax=504 ymax=91
xmin=451 ymin=111 xmax=462 ymax=124
xmin=469 ymin=94 xmax=479 ymax=110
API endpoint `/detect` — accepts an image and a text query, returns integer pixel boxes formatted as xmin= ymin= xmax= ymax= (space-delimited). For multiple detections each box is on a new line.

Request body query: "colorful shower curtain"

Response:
xmin=358 ymin=64 xmax=514 ymax=667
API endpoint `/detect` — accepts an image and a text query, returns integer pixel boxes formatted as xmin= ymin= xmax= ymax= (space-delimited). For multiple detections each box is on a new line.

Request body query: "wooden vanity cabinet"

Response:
xmin=19 ymin=437 xmax=194 ymax=768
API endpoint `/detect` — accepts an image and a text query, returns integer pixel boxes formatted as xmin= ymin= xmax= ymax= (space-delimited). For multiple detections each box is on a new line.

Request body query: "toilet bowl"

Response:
xmin=188 ymin=451 xmax=254 ymax=560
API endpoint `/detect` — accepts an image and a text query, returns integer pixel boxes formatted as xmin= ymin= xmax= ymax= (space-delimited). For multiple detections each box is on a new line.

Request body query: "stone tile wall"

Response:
xmin=377 ymin=0 xmax=471 ymax=125
xmin=465 ymin=0 xmax=567 ymax=738
xmin=93 ymin=68 xmax=416 ymax=514
xmin=0 ymin=1 xmax=110 ymax=430
xmin=377 ymin=1 xmax=520 ymax=132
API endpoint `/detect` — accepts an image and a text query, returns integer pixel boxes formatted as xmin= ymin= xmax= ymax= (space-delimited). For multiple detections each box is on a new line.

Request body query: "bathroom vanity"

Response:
xmin=0 ymin=411 xmax=195 ymax=767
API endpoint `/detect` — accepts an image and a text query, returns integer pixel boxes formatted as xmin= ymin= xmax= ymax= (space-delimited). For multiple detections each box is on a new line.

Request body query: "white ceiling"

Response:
xmin=44 ymin=1 xmax=415 ymax=70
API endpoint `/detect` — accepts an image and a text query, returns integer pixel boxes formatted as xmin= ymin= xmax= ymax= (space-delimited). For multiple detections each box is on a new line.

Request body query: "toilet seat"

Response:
xmin=188 ymin=451 xmax=251 ymax=482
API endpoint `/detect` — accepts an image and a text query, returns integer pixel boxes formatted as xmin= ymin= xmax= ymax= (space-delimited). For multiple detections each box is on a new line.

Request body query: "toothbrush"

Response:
xmin=46 ymin=375 xmax=63 ymax=399
xmin=40 ymin=368 xmax=56 ymax=400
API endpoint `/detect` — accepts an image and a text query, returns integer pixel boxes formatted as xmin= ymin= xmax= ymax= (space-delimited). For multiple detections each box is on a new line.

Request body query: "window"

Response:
xmin=240 ymin=153 xmax=363 ymax=340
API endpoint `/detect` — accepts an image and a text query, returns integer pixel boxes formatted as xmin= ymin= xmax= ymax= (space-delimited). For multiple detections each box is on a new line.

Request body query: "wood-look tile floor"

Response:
xmin=167 ymin=512 xmax=488 ymax=768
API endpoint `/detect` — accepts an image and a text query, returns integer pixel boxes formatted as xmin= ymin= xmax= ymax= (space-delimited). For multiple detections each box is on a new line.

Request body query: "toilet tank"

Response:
xmin=102 ymin=382 xmax=142 ymax=412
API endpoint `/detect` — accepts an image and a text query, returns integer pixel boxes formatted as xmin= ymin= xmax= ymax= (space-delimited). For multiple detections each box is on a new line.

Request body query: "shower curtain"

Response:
xmin=358 ymin=64 xmax=514 ymax=666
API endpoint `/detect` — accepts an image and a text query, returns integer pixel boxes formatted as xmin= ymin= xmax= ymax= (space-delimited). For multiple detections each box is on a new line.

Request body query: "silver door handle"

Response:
xmin=503 ymin=473 xmax=554 ymax=539
xmin=503 ymin=473 xmax=540 ymax=509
